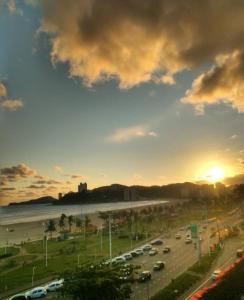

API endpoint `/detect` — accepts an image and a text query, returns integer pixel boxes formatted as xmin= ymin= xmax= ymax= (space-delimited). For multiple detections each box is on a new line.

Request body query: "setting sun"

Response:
xmin=205 ymin=166 xmax=225 ymax=182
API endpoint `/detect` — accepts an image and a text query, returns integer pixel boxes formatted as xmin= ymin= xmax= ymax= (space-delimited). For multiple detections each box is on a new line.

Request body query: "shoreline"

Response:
xmin=0 ymin=199 xmax=188 ymax=247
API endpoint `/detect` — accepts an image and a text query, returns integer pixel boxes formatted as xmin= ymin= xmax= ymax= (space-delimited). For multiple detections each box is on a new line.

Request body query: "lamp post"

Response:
xmin=32 ymin=266 xmax=36 ymax=286
xmin=44 ymin=235 xmax=48 ymax=267
xmin=109 ymin=214 xmax=112 ymax=262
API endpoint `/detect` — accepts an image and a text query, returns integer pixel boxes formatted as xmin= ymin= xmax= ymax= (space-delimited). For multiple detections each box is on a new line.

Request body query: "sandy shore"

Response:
xmin=0 ymin=212 xmax=103 ymax=247
xmin=0 ymin=199 xmax=187 ymax=247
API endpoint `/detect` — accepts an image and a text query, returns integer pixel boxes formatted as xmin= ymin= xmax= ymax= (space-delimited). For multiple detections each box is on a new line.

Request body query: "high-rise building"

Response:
xmin=78 ymin=182 xmax=87 ymax=193
xmin=58 ymin=192 xmax=62 ymax=200
xmin=124 ymin=188 xmax=139 ymax=201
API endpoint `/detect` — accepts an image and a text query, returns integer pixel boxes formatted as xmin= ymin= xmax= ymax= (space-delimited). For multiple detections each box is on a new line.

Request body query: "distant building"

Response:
xmin=78 ymin=182 xmax=87 ymax=193
xmin=124 ymin=188 xmax=139 ymax=201
xmin=58 ymin=193 xmax=62 ymax=200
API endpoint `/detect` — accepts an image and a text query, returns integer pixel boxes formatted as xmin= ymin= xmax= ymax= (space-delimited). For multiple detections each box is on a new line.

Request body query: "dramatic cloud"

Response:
xmin=26 ymin=184 xmax=46 ymax=189
xmin=1 ymin=187 xmax=16 ymax=191
xmin=0 ymin=82 xmax=7 ymax=97
xmin=1 ymin=99 xmax=24 ymax=111
xmin=40 ymin=0 xmax=244 ymax=98
xmin=182 ymin=51 xmax=244 ymax=113
xmin=107 ymin=125 xmax=158 ymax=143
xmin=33 ymin=179 xmax=61 ymax=185
xmin=223 ymin=173 xmax=244 ymax=185
xmin=0 ymin=164 xmax=38 ymax=181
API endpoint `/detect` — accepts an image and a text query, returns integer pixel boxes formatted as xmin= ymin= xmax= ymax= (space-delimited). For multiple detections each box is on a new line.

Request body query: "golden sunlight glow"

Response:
xmin=204 ymin=166 xmax=225 ymax=182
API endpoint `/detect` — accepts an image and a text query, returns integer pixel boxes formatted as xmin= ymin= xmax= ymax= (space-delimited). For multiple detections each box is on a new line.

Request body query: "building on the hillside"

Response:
xmin=78 ymin=182 xmax=87 ymax=193
xmin=124 ymin=188 xmax=139 ymax=201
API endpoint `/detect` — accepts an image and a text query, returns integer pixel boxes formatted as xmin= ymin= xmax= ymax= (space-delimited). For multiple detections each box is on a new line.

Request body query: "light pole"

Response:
xmin=77 ymin=254 xmax=80 ymax=267
xmin=32 ymin=266 xmax=36 ymax=286
xmin=109 ymin=214 xmax=112 ymax=262
xmin=100 ymin=226 xmax=103 ymax=254
xmin=45 ymin=235 xmax=48 ymax=267
xmin=5 ymin=227 xmax=9 ymax=254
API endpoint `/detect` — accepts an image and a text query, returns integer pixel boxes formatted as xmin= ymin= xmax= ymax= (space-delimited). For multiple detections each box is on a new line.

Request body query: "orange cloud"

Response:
xmin=1 ymin=99 xmax=23 ymax=111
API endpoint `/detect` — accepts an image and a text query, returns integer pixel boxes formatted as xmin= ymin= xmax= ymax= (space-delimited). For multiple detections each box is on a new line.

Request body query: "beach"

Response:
xmin=0 ymin=199 xmax=176 ymax=247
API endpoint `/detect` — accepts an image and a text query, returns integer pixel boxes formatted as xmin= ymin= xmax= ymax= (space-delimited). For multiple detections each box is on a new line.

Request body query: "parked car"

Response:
xmin=114 ymin=256 xmax=126 ymax=264
xmin=163 ymin=246 xmax=171 ymax=253
xmin=123 ymin=253 xmax=133 ymax=260
xmin=45 ymin=279 xmax=63 ymax=292
xmin=185 ymin=238 xmax=192 ymax=244
xmin=135 ymin=249 xmax=144 ymax=255
xmin=148 ymin=248 xmax=158 ymax=256
xmin=25 ymin=287 xmax=47 ymax=299
xmin=130 ymin=251 xmax=138 ymax=257
xmin=138 ymin=271 xmax=151 ymax=282
xmin=211 ymin=269 xmax=221 ymax=281
xmin=151 ymin=239 xmax=163 ymax=245
xmin=153 ymin=261 xmax=165 ymax=271
xmin=143 ymin=244 xmax=152 ymax=251
xmin=119 ymin=264 xmax=134 ymax=282
xmin=9 ymin=294 xmax=29 ymax=300
xmin=236 ymin=249 xmax=243 ymax=257
xmin=175 ymin=234 xmax=181 ymax=239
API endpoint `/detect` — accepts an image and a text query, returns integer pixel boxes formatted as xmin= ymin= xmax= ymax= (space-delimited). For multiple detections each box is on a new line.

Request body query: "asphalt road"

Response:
xmin=130 ymin=224 xmax=217 ymax=300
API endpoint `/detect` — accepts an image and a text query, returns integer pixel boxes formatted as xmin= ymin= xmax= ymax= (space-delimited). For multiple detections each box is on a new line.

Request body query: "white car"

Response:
xmin=123 ymin=253 xmax=133 ymax=260
xmin=25 ymin=287 xmax=47 ymax=299
xmin=135 ymin=249 xmax=143 ymax=255
xmin=142 ymin=244 xmax=152 ymax=251
xmin=115 ymin=256 xmax=126 ymax=264
xmin=45 ymin=279 xmax=64 ymax=292
xmin=211 ymin=269 xmax=221 ymax=280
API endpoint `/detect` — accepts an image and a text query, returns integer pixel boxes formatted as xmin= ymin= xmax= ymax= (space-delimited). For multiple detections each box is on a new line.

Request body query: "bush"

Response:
xmin=189 ymin=250 xmax=220 ymax=274
xmin=151 ymin=272 xmax=199 ymax=300
xmin=0 ymin=253 xmax=12 ymax=259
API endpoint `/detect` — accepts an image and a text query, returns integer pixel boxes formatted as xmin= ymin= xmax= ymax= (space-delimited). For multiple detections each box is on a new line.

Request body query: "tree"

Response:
xmin=85 ymin=215 xmax=91 ymax=229
xmin=45 ymin=220 xmax=56 ymax=239
xmin=60 ymin=264 xmax=132 ymax=300
xmin=75 ymin=218 xmax=82 ymax=232
xmin=59 ymin=213 xmax=66 ymax=232
xmin=68 ymin=215 xmax=74 ymax=232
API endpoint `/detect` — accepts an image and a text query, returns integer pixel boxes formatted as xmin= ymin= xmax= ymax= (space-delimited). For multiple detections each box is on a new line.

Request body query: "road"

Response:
xmin=131 ymin=212 xmax=243 ymax=300
xmin=130 ymin=224 xmax=216 ymax=300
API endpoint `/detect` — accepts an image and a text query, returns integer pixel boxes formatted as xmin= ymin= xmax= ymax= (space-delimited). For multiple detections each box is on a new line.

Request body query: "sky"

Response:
xmin=1 ymin=0 xmax=244 ymax=204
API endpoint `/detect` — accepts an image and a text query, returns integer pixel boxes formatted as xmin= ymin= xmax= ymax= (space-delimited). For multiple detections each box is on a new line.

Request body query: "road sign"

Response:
xmin=190 ymin=224 xmax=198 ymax=239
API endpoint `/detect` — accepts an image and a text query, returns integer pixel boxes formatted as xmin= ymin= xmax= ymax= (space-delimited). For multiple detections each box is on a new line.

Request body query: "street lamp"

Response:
xmin=32 ymin=266 xmax=36 ymax=286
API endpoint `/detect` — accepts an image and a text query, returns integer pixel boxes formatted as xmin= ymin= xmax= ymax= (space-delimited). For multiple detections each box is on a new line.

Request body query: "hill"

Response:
xmin=8 ymin=196 xmax=57 ymax=206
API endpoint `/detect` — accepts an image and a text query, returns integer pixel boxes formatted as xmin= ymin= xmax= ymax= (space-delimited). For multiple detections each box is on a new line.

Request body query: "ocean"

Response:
xmin=0 ymin=199 xmax=169 ymax=225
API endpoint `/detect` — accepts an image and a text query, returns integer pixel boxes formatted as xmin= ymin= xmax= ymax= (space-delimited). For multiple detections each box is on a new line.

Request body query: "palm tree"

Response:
xmin=68 ymin=215 xmax=74 ymax=232
xmin=45 ymin=220 xmax=56 ymax=239
xmin=75 ymin=218 xmax=82 ymax=232
xmin=59 ymin=213 xmax=66 ymax=232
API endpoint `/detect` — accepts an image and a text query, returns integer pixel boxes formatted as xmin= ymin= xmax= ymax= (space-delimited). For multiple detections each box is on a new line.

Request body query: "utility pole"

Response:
xmin=109 ymin=214 xmax=112 ymax=262
xmin=45 ymin=235 xmax=48 ymax=267
xmin=32 ymin=266 xmax=36 ymax=286
xmin=100 ymin=226 xmax=103 ymax=254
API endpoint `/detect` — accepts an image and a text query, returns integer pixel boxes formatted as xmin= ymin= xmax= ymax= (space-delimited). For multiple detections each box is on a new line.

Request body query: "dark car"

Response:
xmin=163 ymin=246 xmax=171 ymax=253
xmin=151 ymin=239 xmax=163 ymax=246
xmin=138 ymin=271 xmax=152 ymax=282
xmin=130 ymin=251 xmax=138 ymax=258
xmin=153 ymin=261 xmax=165 ymax=271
